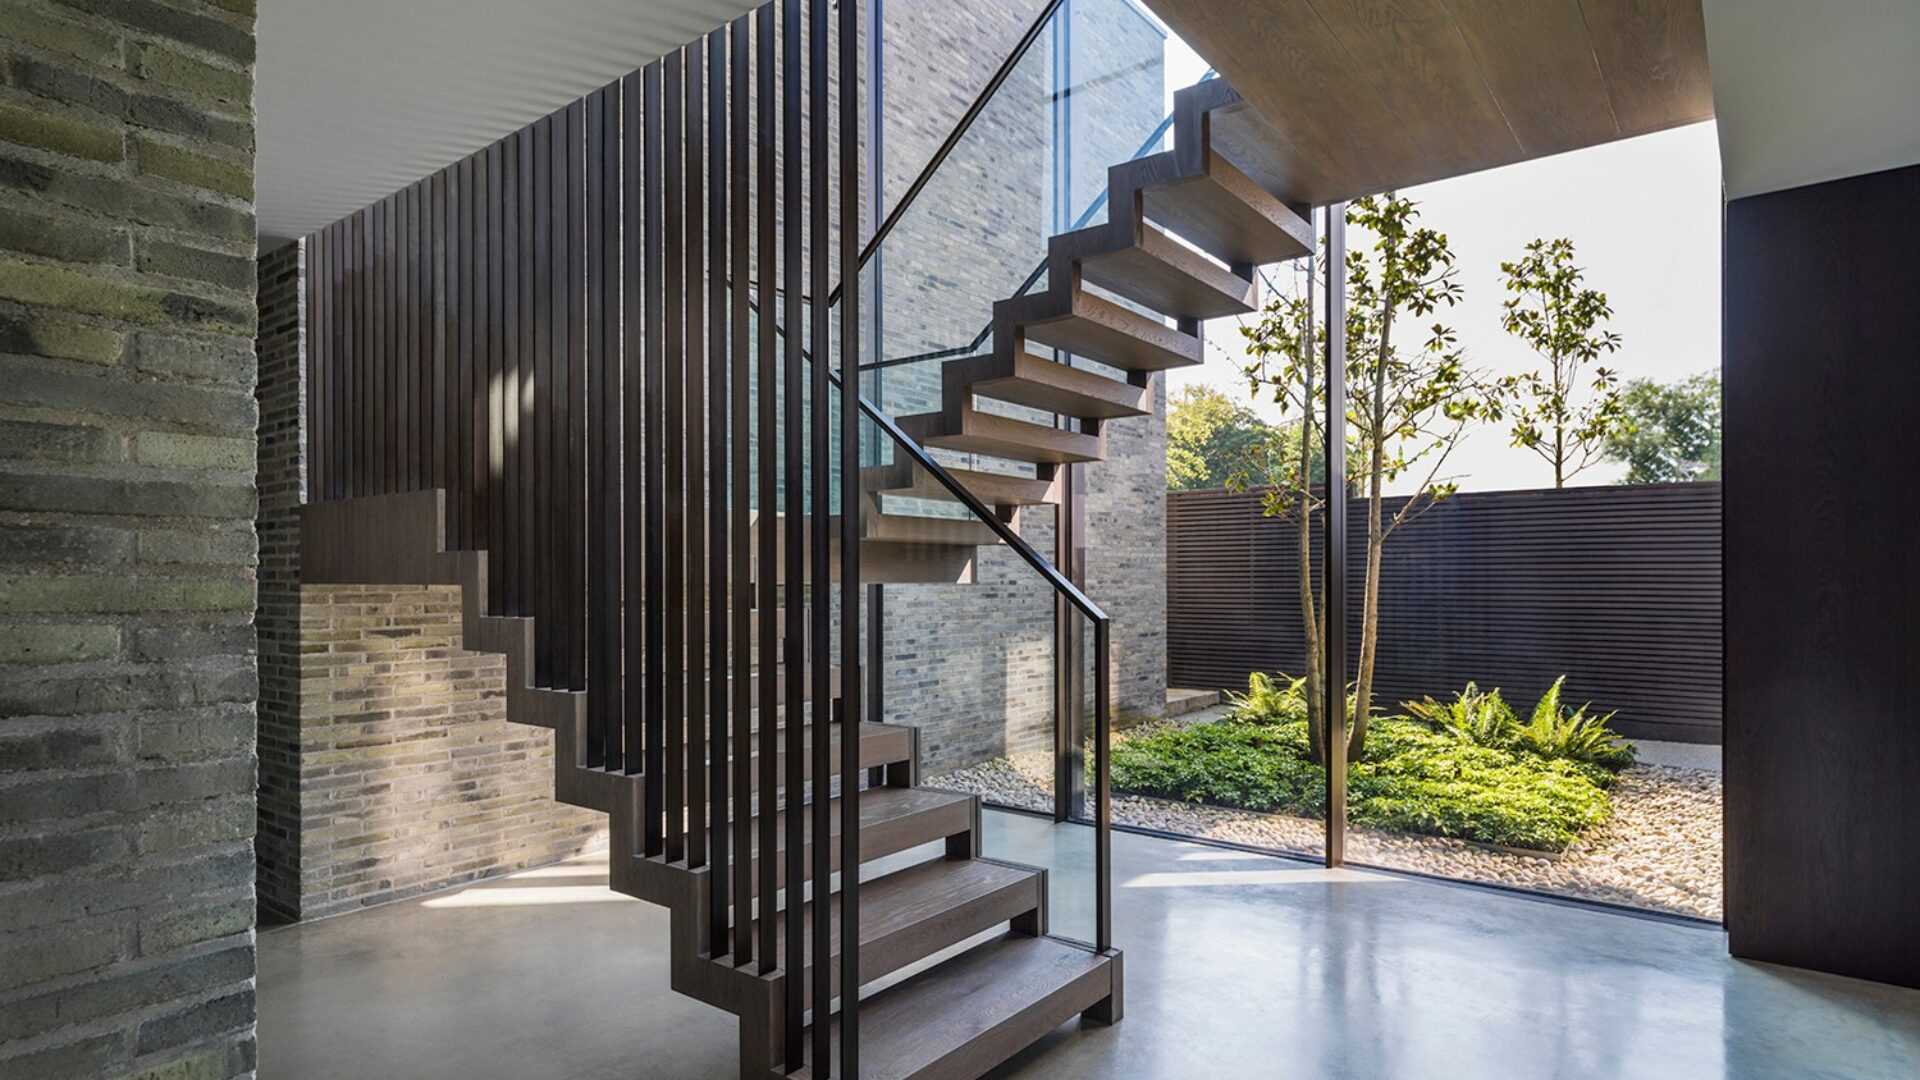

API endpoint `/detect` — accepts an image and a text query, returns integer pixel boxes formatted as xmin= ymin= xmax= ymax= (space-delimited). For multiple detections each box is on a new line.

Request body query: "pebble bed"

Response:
xmin=926 ymin=722 xmax=1723 ymax=921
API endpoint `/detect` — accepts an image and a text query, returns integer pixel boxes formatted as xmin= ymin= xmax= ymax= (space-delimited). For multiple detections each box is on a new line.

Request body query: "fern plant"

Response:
xmin=1515 ymin=676 xmax=1636 ymax=769
xmin=1225 ymin=672 xmax=1309 ymax=726
xmin=1402 ymin=681 xmax=1518 ymax=749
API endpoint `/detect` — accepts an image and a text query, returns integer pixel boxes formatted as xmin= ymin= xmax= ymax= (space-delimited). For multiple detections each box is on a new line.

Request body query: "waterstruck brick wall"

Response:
xmin=252 ymin=239 xmax=602 ymax=920
xmin=286 ymin=585 xmax=603 ymax=919
xmin=252 ymin=238 xmax=300 ymax=918
xmin=0 ymin=1 xmax=259 ymax=1077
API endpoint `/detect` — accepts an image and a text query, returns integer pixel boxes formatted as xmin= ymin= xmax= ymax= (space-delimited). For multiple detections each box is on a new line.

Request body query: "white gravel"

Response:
xmin=927 ymin=732 xmax=1723 ymax=921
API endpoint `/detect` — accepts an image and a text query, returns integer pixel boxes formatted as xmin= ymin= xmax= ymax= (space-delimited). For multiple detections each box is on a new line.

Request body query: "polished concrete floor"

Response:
xmin=258 ymin=811 xmax=1920 ymax=1079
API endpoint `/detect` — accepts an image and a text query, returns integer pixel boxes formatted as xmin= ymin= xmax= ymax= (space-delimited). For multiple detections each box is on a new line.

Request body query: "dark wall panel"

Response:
xmin=1168 ymin=482 xmax=1723 ymax=743
xmin=1724 ymin=161 xmax=1920 ymax=990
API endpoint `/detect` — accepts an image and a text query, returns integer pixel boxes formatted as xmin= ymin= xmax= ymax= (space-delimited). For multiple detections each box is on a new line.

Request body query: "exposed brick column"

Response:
xmin=252 ymin=240 xmax=301 ymax=919
xmin=0 ymin=1 xmax=259 ymax=1077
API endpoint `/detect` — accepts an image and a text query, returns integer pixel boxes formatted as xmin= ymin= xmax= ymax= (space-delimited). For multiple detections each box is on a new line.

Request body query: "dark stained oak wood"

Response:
xmin=1724 ymin=162 xmax=1920 ymax=990
xmin=1152 ymin=0 xmax=1713 ymax=204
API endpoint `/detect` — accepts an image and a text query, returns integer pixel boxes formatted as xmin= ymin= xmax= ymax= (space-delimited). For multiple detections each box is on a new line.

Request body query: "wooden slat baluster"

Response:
xmin=685 ymin=36 xmax=709 ymax=872
xmin=755 ymin=0 xmax=778 ymax=978
xmin=642 ymin=60 xmax=667 ymax=856
xmin=565 ymin=100 xmax=587 ymax=694
xmin=664 ymin=50 xmax=687 ymax=864
xmin=779 ymin=0 xmax=804 ymax=1064
xmin=806 ymin=0 xmax=832 ymax=1065
xmin=706 ymin=23 xmax=731 ymax=952
xmin=729 ymin=9 xmax=754 ymax=971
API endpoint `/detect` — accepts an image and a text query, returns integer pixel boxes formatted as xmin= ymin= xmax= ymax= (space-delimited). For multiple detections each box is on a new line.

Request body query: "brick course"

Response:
xmin=0 ymin=0 xmax=258 ymax=1075
xmin=280 ymin=585 xmax=603 ymax=919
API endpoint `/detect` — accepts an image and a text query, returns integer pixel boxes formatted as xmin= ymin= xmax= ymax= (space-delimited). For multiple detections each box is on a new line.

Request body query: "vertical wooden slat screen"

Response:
xmin=302 ymin=5 xmax=868 ymax=1069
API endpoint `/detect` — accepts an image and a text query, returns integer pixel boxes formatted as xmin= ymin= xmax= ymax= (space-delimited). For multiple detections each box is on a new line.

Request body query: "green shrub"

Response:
xmin=1224 ymin=671 xmax=1308 ymax=726
xmin=1402 ymin=676 xmax=1635 ymax=773
xmin=1111 ymin=716 xmax=1614 ymax=851
xmin=1515 ymin=676 xmax=1636 ymax=770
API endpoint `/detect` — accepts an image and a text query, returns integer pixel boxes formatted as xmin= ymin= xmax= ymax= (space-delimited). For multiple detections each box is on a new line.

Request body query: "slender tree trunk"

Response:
xmin=1350 ymin=301 xmax=1392 ymax=760
xmin=1296 ymin=307 xmax=1325 ymax=764
xmin=1296 ymin=425 xmax=1324 ymax=765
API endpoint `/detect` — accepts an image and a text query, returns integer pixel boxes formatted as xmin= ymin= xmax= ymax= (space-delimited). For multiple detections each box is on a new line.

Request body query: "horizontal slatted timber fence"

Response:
xmin=1167 ymin=482 xmax=1723 ymax=743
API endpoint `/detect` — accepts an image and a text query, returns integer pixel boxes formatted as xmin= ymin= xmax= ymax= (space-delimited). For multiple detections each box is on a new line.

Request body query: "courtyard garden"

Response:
xmin=928 ymin=672 xmax=1723 ymax=920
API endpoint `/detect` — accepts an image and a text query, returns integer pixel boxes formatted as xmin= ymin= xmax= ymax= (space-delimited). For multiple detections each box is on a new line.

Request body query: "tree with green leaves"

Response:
xmin=1242 ymin=193 xmax=1504 ymax=762
xmin=1605 ymin=372 xmax=1721 ymax=483
xmin=1499 ymin=238 xmax=1626 ymax=487
xmin=1165 ymin=384 xmax=1303 ymax=492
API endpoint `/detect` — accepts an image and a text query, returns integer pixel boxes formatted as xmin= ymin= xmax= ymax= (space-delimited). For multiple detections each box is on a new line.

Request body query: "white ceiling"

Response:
xmin=1704 ymin=0 xmax=1920 ymax=199
xmin=256 ymin=0 xmax=759 ymax=247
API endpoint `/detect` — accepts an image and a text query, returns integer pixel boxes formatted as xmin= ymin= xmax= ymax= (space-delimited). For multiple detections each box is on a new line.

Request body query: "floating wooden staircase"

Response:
xmin=885 ymin=78 xmax=1311 ymax=517
xmin=300 ymin=488 xmax=1117 ymax=1078
xmin=297 ymin=53 xmax=1302 ymax=1080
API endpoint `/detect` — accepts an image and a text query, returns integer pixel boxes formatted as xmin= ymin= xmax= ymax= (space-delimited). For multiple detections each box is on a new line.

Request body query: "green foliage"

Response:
xmin=1241 ymin=194 xmax=1507 ymax=762
xmin=1499 ymin=238 xmax=1627 ymax=487
xmin=1224 ymin=671 xmax=1309 ymax=725
xmin=1403 ymin=677 xmax=1635 ymax=774
xmin=1112 ymin=717 xmax=1614 ymax=851
xmin=1515 ymin=676 xmax=1636 ymax=770
xmin=1165 ymin=384 xmax=1308 ymax=493
xmin=1605 ymin=373 xmax=1722 ymax=484
xmin=1402 ymin=681 xmax=1518 ymax=749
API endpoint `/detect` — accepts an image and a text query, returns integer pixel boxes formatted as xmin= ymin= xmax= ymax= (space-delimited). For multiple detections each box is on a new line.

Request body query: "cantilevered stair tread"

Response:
xmin=1142 ymin=149 xmax=1312 ymax=268
xmin=1078 ymin=221 xmax=1259 ymax=319
xmin=1014 ymin=288 xmax=1201 ymax=373
xmin=792 ymin=931 xmax=1114 ymax=1080
xmin=862 ymin=461 xmax=1054 ymax=509
xmin=899 ymin=403 xmax=1104 ymax=466
xmin=762 ymin=857 xmax=1041 ymax=1008
xmin=943 ymin=351 xmax=1150 ymax=422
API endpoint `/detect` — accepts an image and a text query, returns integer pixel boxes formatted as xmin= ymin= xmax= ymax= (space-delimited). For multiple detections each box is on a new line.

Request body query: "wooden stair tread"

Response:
xmin=1078 ymin=221 xmax=1259 ymax=319
xmin=1142 ymin=149 xmax=1311 ymax=268
xmin=899 ymin=404 xmax=1103 ymax=467
xmin=731 ymin=786 xmax=976 ymax=890
xmin=760 ymin=858 xmax=1041 ymax=1006
xmin=944 ymin=351 xmax=1150 ymax=422
xmin=673 ymin=721 xmax=911 ymax=778
xmin=862 ymin=461 xmax=1053 ymax=510
xmin=1015 ymin=288 xmax=1201 ymax=373
xmin=792 ymin=931 xmax=1114 ymax=1080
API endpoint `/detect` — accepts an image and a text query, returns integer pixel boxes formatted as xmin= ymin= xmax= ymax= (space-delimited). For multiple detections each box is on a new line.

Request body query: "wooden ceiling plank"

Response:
xmin=1441 ymin=0 xmax=1621 ymax=157
xmin=1164 ymin=0 xmax=1412 ymax=202
xmin=1577 ymin=0 xmax=1715 ymax=135
xmin=1305 ymin=0 xmax=1520 ymax=190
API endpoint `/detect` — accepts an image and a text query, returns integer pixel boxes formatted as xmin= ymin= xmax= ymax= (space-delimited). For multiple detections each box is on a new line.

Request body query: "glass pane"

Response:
xmin=1325 ymin=180 xmax=1723 ymax=921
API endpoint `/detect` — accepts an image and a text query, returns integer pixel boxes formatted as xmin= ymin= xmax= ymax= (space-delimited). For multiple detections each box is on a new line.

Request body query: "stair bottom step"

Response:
xmin=787 ymin=932 xmax=1114 ymax=1080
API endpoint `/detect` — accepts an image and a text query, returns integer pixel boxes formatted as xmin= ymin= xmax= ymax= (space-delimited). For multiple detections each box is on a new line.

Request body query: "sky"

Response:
xmin=1155 ymin=31 xmax=1723 ymax=494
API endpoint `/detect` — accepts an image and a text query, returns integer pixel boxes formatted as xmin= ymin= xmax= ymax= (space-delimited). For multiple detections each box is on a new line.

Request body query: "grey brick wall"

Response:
xmin=0 ymin=1 xmax=259 ymax=1077
xmin=253 ymin=245 xmax=603 ymax=921
xmin=284 ymin=585 xmax=604 ymax=919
